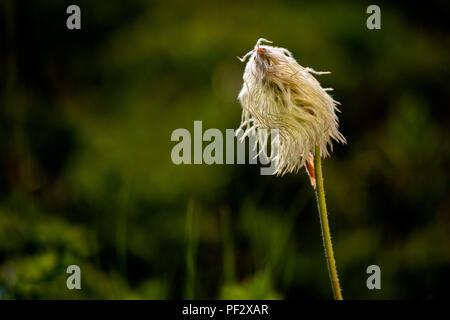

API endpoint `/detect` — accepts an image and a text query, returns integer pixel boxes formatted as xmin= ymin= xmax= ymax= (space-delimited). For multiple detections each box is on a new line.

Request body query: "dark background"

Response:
xmin=1 ymin=0 xmax=449 ymax=299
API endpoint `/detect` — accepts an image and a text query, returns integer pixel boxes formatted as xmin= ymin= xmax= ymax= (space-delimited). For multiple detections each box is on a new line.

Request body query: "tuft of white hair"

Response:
xmin=237 ymin=38 xmax=346 ymax=176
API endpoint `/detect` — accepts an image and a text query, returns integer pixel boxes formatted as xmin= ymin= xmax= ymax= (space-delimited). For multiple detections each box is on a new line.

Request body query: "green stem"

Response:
xmin=185 ymin=198 xmax=197 ymax=299
xmin=314 ymin=145 xmax=343 ymax=300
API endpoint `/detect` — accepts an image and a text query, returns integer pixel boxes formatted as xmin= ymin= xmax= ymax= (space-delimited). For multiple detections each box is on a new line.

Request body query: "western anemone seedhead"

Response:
xmin=237 ymin=38 xmax=346 ymax=176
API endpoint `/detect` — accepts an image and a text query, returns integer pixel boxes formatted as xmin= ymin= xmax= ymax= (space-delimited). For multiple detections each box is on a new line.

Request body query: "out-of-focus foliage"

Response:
xmin=1 ymin=0 xmax=449 ymax=299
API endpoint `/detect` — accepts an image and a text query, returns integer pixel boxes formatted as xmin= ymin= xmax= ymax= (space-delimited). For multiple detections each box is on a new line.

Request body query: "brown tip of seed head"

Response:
xmin=257 ymin=46 xmax=265 ymax=56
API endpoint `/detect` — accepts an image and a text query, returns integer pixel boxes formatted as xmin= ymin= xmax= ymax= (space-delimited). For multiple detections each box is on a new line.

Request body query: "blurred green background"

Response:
xmin=1 ymin=0 xmax=449 ymax=299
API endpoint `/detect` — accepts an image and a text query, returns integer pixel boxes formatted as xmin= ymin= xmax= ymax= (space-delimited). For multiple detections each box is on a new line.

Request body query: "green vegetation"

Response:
xmin=1 ymin=0 xmax=449 ymax=299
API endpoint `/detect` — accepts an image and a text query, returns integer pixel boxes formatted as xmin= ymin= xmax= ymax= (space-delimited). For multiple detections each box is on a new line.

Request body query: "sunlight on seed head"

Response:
xmin=237 ymin=39 xmax=346 ymax=176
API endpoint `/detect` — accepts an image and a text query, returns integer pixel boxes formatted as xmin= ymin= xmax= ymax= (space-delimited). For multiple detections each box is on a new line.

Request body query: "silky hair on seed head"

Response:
xmin=237 ymin=38 xmax=346 ymax=176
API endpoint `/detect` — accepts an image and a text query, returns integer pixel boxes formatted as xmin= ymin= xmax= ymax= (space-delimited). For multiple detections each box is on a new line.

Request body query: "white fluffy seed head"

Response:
xmin=237 ymin=38 xmax=346 ymax=176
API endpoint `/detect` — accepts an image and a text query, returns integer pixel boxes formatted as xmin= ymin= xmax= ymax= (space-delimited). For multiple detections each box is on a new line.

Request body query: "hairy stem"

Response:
xmin=185 ymin=198 xmax=197 ymax=299
xmin=314 ymin=145 xmax=343 ymax=300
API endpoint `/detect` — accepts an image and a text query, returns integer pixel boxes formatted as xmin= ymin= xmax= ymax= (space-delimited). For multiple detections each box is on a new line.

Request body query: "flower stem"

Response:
xmin=185 ymin=198 xmax=197 ymax=299
xmin=313 ymin=145 xmax=343 ymax=300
